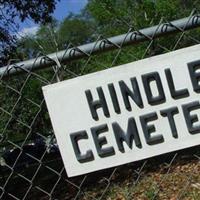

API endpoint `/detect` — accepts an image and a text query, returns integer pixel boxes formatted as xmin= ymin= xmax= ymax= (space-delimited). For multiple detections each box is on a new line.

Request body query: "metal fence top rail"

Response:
xmin=1 ymin=14 xmax=200 ymax=77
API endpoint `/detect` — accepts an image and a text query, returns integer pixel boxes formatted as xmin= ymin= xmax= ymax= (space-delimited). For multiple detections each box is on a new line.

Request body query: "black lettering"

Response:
xmin=85 ymin=87 xmax=110 ymax=120
xmin=70 ymin=131 xmax=94 ymax=163
xmin=188 ymin=60 xmax=200 ymax=93
xmin=91 ymin=124 xmax=115 ymax=157
xmin=160 ymin=107 xmax=179 ymax=138
xmin=108 ymin=83 xmax=121 ymax=114
xmin=182 ymin=101 xmax=200 ymax=134
xmin=140 ymin=112 xmax=164 ymax=145
xmin=112 ymin=117 xmax=142 ymax=153
xmin=165 ymin=68 xmax=189 ymax=99
xmin=142 ymin=72 xmax=166 ymax=105
xmin=119 ymin=77 xmax=143 ymax=111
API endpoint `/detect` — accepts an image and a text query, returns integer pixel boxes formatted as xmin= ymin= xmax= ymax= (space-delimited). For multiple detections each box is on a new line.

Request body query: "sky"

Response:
xmin=18 ymin=0 xmax=88 ymax=38
xmin=54 ymin=0 xmax=88 ymax=21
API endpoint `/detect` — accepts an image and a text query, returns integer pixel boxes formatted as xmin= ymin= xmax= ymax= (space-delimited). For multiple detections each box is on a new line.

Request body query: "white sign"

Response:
xmin=43 ymin=44 xmax=200 ymax=177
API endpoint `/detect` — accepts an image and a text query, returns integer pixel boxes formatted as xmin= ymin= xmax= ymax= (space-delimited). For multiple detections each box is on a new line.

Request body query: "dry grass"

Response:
xmin=1 ymin=147 xmax=200 ymax=199
xmin=81 ymin=148 xmax=200 ymax=200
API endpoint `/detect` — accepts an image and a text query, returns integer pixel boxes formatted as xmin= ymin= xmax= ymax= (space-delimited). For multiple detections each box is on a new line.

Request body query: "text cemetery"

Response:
xmin=43 ymin=45 xmax=200 ymax=176
xmin=71 ymin=62 xmax=200 ymax=162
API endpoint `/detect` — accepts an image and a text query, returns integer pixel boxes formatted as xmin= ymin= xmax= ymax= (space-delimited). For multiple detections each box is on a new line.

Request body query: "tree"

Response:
xmin=15 ymin=0 xmax=200 ymax=74
xmin=2 ymin=0 xmax=200 ymax=150
xmin=58 ymin=14 xmax=95 ymax=47
xmin=0 ymin=0 xmax=59 ymax=65
xmin=83 ymin=0 xmax=200 ymax=66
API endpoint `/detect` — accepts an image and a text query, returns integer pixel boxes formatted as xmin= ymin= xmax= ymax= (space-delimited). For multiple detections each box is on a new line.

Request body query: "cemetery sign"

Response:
xmin=43 ymin=44 xmax=200 ymax=177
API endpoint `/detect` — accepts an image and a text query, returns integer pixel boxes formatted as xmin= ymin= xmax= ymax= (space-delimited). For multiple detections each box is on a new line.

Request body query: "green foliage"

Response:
xmin=18 ymin=0 xmax=200 ymax=58
xmin=58 ymin=15 xmax=95 ymax=46
xmin=2 ymin=0 xmax=200 ymax=145
xmin=0 ymin=0 xmax=59 ymax=65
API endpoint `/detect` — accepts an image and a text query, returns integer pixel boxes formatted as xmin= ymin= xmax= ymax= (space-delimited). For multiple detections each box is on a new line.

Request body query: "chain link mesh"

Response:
xmin=1 ymin=6 xmax=200 ymax=200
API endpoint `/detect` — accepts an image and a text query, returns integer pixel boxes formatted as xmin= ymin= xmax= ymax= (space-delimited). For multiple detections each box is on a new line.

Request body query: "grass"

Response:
xmin=0 ymin=147 xmax=200 ymax=199
xmin=81 ymin=147 xmax=200 ymax=200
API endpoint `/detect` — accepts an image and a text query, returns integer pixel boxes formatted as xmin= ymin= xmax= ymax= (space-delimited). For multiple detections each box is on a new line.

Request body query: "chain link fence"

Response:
xmin=1 ymin=7 xmax=200 ymax=200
